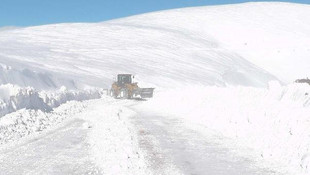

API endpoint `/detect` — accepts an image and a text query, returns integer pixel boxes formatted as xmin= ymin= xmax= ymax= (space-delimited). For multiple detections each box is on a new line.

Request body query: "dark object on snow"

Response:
xmin=295 ymin=78 xmax=310 ymax=85
xmin=110 ymin=74 xmax=154 ymax=99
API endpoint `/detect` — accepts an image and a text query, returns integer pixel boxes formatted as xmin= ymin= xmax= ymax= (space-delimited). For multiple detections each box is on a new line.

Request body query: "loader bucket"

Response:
xmin=135 ymin=88 xmax=155 ymax=98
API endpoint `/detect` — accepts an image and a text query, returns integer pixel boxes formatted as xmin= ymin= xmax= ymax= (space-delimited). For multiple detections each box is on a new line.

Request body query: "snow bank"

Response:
xmin=40 ymin=86 xmax=105 ymax=108
xmin=0 ymin=84 xmax=105 ymax=117
xmin=0 ymin=84 xmax=50 ymax=117
xmin=142 ymin=82 xmax=310 ymax=174
xmin=0 ymin=101 xmax=87 ymax=144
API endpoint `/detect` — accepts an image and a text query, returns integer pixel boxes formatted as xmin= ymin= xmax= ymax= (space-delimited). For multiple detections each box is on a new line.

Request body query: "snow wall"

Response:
xmin=0 ymin=84 xmax=106 ymax=117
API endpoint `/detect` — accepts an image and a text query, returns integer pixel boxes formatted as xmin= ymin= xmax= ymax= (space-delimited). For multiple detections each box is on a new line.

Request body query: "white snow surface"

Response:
xmin=0 ymin=3 xmax=287 ymax=90
xmin=0 ymin=98 xmax=151 ymax=174
xmin=141 ymin=82 xmax=310 ymax=174
xmin=0 ymin=2 xmax=310 ymax=175
xmin=0 ymin=2 xmax=309 ymax=88
xmin=0 ymin=84 xmax=105 ymax=117
xmin=0 ymin=63 xmax=77 ymax=90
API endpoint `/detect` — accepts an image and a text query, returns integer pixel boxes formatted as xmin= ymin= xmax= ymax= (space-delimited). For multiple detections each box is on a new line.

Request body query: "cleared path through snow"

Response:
xmin=131 ymin=108 xmax=281 ymax=175
xmin=0 ymin=98 xmax=284 ymax=175
xmin=0 ymin=98 xmax=149 ymax=175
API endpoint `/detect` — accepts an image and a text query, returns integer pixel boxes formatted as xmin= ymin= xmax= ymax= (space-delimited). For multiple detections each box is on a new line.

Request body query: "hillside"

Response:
xmin=0 ymin=2 xmax=309 ymax=90
xmin=1 ymin=2 xmax=310 ymax=175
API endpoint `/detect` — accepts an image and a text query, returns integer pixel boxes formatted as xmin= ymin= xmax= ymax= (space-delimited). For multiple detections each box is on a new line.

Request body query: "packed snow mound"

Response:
xmin=0 ymin=3 xmax=293 ymax=89
xmin=0 ymin=84 xmax=105 ymax=117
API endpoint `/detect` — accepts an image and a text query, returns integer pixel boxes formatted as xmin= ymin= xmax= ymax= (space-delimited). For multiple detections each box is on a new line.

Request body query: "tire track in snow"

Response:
xmin=131 ymin=109 xmax=281 ymax=175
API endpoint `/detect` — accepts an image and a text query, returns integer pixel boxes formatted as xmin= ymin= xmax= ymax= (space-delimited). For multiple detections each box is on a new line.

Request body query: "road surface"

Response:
xmin=0 ymin=99 xmax=282 ymax=175
xmin=131 ymin=107 xmax=280 ymax=175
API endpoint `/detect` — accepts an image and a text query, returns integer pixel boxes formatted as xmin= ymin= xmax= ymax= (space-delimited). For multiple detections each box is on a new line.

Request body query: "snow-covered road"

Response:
xmin=0 ymin=2 xmax=309 ymax=174
xmin=0 ymin=98 xmax=284 ymax=175
xmin=131 ymin=107 xmax=280 ymax=175
xmin=0 ymin=98 xmax=149 ymax=175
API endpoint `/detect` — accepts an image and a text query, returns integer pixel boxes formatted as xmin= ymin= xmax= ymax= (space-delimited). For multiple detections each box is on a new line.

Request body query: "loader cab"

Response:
xmin=117 ymin=74 xmax=133 ymax=86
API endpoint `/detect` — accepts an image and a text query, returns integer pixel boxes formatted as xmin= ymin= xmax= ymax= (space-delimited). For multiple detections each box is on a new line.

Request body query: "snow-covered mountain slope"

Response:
xmin=0 ymin=2 xmax=309 ymax=90
xmin=0 ymin=64 xmax=76 ymax=89
xmin=109 ymin=2 xmax=310 ymax=83
xmin=6 ymin=4 xmax=306 ymax=90
xmin=1 ymin=2 xmax=310 ymax=175
xmin=118 ymin=2 xmax=310 ymax=83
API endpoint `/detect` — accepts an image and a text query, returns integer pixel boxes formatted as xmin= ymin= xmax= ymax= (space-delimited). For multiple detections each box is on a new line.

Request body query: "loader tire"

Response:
xmin=110 ymin=90 xmax=115 ymax=98
xmin=119 ymin=89 xmax=129 ymax=99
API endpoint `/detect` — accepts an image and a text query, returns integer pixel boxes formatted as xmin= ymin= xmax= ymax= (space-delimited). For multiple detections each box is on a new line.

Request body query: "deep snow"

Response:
xmin=0 ymin=2 xmax=310 ymax=175
xmin=0 ymin=2 xmax=309 ymax=89
xmin=0 ymin=4 xmax=287 ymax=89
xmin=0 ymin=84 xmax=105 ymax=117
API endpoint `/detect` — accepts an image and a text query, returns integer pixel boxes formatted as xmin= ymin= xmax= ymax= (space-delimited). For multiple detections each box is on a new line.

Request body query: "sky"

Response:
xmin=0 ymin=0 xmax=309 ymax=27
